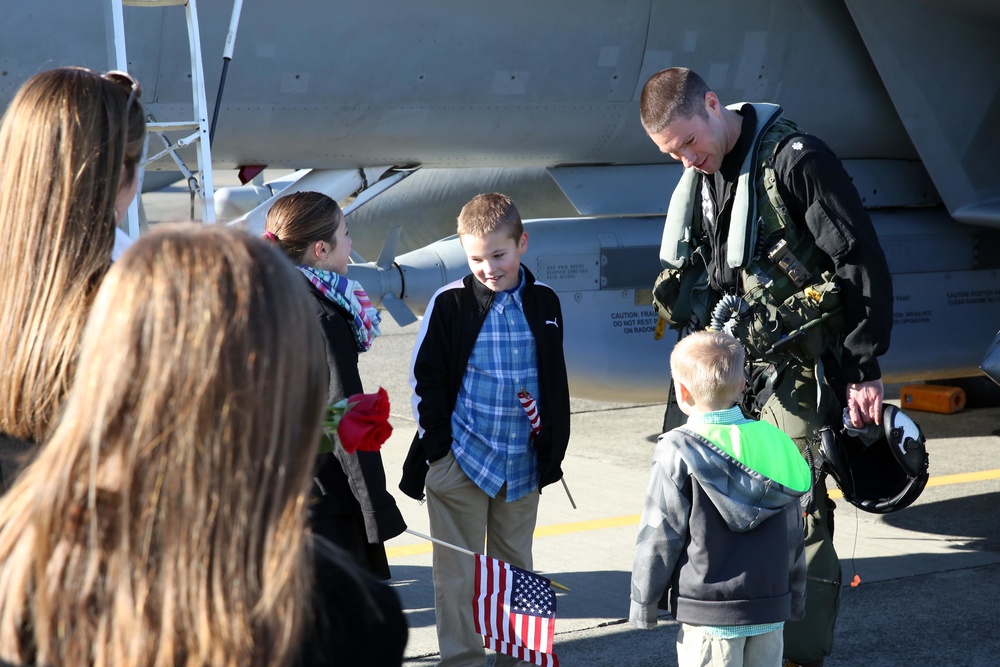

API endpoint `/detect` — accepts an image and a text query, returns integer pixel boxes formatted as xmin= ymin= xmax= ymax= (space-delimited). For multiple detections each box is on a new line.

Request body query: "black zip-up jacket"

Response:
xmin=400 ymin=268 xmax=570 ymax=501
xmin=705 ymin=105 xmax=892 ymax=387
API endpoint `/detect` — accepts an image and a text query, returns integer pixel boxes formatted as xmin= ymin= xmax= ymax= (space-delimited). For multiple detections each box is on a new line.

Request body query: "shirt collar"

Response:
xmin=719 ymin=103 xmax=757 ymax=182
xmin=493 ymin=267 xmax=526 ymax=312
xmin=686 ymin=405 xmax=745 ymax=425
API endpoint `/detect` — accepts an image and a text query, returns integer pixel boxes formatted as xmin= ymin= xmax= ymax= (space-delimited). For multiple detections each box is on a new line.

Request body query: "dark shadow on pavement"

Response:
xmin=881 ymin=491 xmax=1000 ymax=550
xmin=389 ymin=565 xmax=437 ymax=630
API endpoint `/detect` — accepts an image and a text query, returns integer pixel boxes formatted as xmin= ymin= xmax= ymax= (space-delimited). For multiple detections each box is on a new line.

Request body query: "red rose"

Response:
xmin=336 ymin=387 xmax=393 ymax=454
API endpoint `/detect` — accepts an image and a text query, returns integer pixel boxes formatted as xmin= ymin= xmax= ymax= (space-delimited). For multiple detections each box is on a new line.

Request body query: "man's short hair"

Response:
xmin=457 ymin=192 xmax=524 ymax=240
xmin=639 ymin=67 xmax=711 ymax=135
xmin=670 ymin=330 xmax=745 ymax=407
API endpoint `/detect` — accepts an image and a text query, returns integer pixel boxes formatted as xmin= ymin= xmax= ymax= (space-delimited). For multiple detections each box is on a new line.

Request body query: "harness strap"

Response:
xmin=665 ymin=247 xmax=707 ymax=328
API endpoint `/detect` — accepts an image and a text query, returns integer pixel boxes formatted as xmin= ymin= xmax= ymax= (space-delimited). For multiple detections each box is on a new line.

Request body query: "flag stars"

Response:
xmin=475 ymin=555 xmax=559 ymax=665
xmin=511 ymin=571 xmax=556 ymax=618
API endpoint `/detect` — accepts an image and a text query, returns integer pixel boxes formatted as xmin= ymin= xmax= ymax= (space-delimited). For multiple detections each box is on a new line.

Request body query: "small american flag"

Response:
xmin=473 ymin=554 xmax=559 ymax=667
xmin=517 ymin=388 xmax=542 ymax=436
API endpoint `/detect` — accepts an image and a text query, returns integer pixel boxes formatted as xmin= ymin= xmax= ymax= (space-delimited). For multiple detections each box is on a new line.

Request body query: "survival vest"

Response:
xmin=652 ymin=104 xmax=843 ymax=362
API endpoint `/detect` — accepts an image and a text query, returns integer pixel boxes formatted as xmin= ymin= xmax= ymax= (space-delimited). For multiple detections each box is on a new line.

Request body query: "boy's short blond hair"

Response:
xmin=457 ymin=192 xmax=524 ymax=240
xmin=670 ymin=330 xmax=745 ymax=408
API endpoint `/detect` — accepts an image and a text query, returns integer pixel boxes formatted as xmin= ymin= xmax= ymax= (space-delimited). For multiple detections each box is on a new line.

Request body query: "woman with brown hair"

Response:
xmin=265 ymin=191 xmax=406 ymax=580
xmin=0 ymin=224 xmax=407 ymax=667
xmin=0 ymin=67 xmax=146 ymax=487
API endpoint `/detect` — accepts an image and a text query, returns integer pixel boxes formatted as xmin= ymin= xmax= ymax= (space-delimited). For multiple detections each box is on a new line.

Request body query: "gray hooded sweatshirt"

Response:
xmin=630 ymin=412 xmax=811 ymax=628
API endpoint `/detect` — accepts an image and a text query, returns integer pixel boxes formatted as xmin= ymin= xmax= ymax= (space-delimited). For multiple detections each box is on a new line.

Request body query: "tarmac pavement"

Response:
xmin=361 ymin=317 xmax=1000 ymax=667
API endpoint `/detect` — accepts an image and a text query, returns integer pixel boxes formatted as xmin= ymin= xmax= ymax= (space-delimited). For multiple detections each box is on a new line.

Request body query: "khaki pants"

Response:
xmin=425 ymin=451 xmax=540 ymax=667
xmin=677 ymin=625 xmax=784 ymax=667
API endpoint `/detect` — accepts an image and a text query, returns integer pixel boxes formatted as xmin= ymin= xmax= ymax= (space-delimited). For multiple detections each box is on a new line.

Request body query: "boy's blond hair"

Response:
xmin=457 ymin=192 xmax=524 ymax=240
xmin=670 ymin=330 xmax=745 ymax=408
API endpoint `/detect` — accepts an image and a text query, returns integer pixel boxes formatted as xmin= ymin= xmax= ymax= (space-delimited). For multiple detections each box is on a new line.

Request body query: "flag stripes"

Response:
xmin=473 ymin=553 xmax=559 ymax=667
xmin=518 ymin=388 xmax=542 ymax=436
xmin=474 ymin=553 xmax=509 ymax=641
xmin=485 ymin=637 xmax=559 ymax=667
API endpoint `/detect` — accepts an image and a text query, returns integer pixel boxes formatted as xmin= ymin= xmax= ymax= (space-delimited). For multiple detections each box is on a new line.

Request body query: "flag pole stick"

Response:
xmin=404 ymin=528 xmax=571 ymax=591
xmin=405 ymin=528 xmax=475 ymax=556
xmin=560 ymin=477 xmax=577 ymax=509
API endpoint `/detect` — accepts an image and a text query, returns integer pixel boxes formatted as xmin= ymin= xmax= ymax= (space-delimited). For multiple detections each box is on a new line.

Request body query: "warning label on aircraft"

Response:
xmin=611 ymin=309 xmax=659 ymax=336
xmin=536 ymin=255 xmax=600 ymax=291
xmin=894 ymin=310 xmax=933 ymax=325
xmin=892 ymin=287 xmax=1000 ymax=326
xmin=893 ymin=293 xmax=933 ymax=325
xmin=945 ymin=289 xmax=1000 ymax=306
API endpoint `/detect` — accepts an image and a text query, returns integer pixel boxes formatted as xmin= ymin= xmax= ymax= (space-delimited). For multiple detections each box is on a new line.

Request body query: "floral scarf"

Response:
xmin=299 ymin=266 xmax=381 ymax=352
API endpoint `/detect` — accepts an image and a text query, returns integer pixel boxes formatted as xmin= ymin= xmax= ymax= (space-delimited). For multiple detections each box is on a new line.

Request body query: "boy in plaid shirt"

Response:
xmin=401 ymin=193 xmax=570 ymax=666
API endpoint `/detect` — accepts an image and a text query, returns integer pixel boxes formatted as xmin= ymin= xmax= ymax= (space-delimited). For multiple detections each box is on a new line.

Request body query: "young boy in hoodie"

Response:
xmin=629 ymin=330 xmax=811 ymax=667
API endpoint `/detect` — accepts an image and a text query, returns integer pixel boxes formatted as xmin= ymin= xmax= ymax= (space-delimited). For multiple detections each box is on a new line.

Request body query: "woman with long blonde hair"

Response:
xmin=0 ymin=67 xmax=146 ymax=486
xmin=0 ymin=224 xmax=407 ymax=667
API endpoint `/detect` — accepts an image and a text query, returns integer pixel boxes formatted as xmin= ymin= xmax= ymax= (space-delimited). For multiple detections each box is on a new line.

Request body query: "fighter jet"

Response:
xmin=3 ymin=0 xmax=998 ymax=401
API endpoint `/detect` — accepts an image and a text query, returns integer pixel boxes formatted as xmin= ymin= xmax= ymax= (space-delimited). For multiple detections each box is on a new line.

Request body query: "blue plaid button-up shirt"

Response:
xmin=451 ymin=270 xmax=540 ymax=501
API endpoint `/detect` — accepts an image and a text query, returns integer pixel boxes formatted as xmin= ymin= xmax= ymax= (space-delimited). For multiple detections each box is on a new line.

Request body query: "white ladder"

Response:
xmin=108 ymin=0 xmax=216 ymax=235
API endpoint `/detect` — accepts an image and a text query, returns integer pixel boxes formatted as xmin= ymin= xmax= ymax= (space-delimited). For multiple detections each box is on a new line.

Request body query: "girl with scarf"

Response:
xmin=265 ymin=191 xmax=406 ymax=579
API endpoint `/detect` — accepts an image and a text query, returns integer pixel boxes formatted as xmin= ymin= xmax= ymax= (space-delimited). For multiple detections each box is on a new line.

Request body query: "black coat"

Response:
xmin=297 ymin=537 xmax=408 ymax=667
xmin=0 ymin=539 xmax=408 ymax=667
xmin=307 ymin=282 xmax=406 ymax=580
xmin=0 ymin=433 xmax=35 ymax=494
xmin=401 ymin=267 xmax=571 ymax=501
xmin=704 ymin=105 xmax=893 ymax=386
